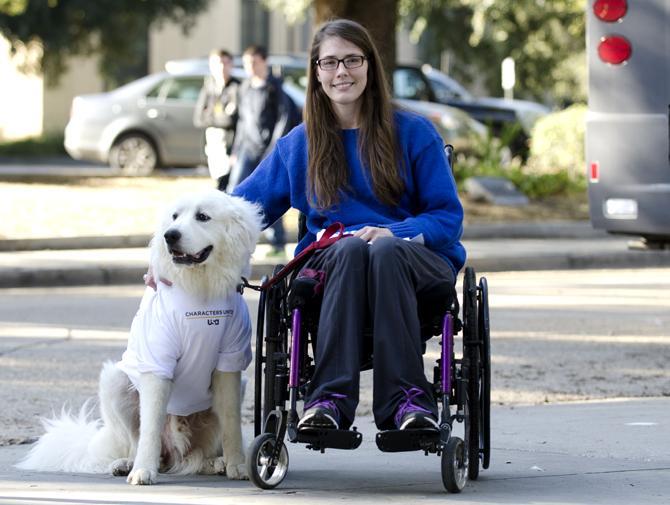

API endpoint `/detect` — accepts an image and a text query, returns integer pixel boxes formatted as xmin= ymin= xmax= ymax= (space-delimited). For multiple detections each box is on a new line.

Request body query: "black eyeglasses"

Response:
xmin=315 ymin=55 xmax=367 ymax=71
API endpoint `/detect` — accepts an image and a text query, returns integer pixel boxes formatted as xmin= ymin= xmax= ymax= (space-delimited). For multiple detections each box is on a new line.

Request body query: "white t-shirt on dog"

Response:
xmin=117 ymin=284 xmax=252 ymax=416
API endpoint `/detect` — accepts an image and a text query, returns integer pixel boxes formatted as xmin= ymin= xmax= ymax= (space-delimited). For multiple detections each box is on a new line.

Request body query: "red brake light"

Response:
xmin=598 ymin=35 xmax=632 ymax=65
xmin=590 ymin=161 xmax=599 ymax=182
xmin=593 ymin=0 xmax=627 ymax=22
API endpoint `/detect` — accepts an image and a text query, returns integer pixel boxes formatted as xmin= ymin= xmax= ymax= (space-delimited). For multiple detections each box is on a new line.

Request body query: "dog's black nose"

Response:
xmin=164 ymin=229 xmax=181 ymax=246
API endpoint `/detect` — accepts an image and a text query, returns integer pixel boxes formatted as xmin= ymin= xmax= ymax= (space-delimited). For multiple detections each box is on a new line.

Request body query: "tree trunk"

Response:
xmin=313 ymin=0 xmax=398 ymax=85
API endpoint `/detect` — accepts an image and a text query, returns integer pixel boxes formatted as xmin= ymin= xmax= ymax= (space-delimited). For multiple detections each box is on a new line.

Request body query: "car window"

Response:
xmin=162 ymin=77 xmax=204 ymax=102
xmin=145 ymin=81 xmax=165 ymax=99
xmin=281 ymin=67 xmax=309 ymax=91
xmin=393 ymin=68 xmax=430 ymax=101
xmin=429 ymin=77 xmax=463 ymax=102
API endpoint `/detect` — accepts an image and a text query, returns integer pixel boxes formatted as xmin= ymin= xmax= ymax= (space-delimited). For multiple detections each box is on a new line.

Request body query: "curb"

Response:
xmin=0 ymin=235 xmax=152 ymax=252
xmin=469 ymin=249 xmax=670 ymax=272
xmin=0 ymin=221 xmax=604 ymax=252
xmin=2 ymin=250 xmax=668 ymax=288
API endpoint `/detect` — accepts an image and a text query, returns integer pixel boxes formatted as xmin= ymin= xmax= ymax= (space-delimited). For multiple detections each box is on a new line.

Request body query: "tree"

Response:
xmin=0 ymin=0 xmax=211 ymax=87
xmin=400 ymin=0 xmax=586 ymax=104
xmin=264 ymin=0 xmax=398 ymax=84
xmin=267 ymin=0 xmax=586 ymax=105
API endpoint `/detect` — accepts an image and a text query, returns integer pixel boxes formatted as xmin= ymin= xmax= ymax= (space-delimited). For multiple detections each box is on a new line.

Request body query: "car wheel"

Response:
xmin=109 ymin=134 xmax=158 ymax=176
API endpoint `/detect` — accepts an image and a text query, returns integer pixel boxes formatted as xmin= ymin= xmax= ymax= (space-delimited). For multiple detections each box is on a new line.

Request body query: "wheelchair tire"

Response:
xmin=254 ymin=276 xmax=269 ymax=437
xmin=247 ymin=433 xmax=289 ymax=490
xmin=463 ymin=267 xmax=481 ymax=481
xmin=478 ymin=276 xmax=492 ymax=470
xmin=263 ymin=265 xmax=286 ymax=426
xmin=441 ymin=436 xmax=467 ymax=493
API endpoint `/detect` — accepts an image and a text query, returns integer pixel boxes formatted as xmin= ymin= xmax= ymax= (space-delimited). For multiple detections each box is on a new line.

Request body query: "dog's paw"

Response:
xmin=226 ymin=461 xmax=248 ymax=480
xmin=200 ymin=456 xmax=226 ymax=475
xmin=127 ymin=467 xmax=157 ymax=485
xmin=111 ymin=458 xmax=133 ymax=476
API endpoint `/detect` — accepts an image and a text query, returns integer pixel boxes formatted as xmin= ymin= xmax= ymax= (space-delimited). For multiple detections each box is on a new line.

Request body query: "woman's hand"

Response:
xmin=352 ymin=226 xmax=393 ymax=243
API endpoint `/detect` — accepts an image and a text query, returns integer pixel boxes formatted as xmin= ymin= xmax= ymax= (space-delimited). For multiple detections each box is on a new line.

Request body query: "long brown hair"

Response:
xmin=305 ymin=19 xmax=404 ymax=209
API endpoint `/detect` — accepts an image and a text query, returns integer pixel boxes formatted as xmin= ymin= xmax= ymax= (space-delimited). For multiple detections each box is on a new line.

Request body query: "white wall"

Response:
xmin=396 ymin=25 xmax=420 ymax=65
xmin=42 ymin=54 xmax=105 ymax=135
xmin=0 ymin=35 xmax=104 ymax=140
xmin=149 ymin=0 xmax=242 ymax=73
xmin=0 ymin=36 xmax=42 ymax=141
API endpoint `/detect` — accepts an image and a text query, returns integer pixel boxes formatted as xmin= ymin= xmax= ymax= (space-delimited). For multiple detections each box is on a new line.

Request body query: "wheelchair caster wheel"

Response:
xmin=247 ymin=433 xmax=289 ymax=489
xmin=441 ymin=436 xmax=467 ymax=493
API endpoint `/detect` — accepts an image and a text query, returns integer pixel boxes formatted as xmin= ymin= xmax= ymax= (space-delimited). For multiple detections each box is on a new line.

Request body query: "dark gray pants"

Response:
xmin=302 ymin=236 xmax=456 ymax=430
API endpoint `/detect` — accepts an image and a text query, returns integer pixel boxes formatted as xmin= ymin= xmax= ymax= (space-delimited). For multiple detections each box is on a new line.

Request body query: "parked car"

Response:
xmin=64 ymin=56 xmax=485 ymax=175
xmin=393 ymin=64 xmax=550 ymax=153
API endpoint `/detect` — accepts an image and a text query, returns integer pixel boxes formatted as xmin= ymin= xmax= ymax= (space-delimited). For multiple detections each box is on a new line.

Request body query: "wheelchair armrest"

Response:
xmin=288 ymin=277 xmax=323 ymax=310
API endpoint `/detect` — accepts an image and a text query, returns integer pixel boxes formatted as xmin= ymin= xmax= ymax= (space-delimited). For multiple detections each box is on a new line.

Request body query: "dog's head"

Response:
xmin=151 ymin=190 xmax=263 ymax=300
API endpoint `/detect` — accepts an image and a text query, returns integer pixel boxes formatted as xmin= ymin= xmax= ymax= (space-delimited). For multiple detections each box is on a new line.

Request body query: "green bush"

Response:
xmin=454 ymin=106 xmax=588 ymax=199
xmin=0 ymin=133 xmax=66 ymax=157
xmin=454 ymin=125 xmax=524 ymax=183
xmin=526 ymin=104 xmax=586 ymax=179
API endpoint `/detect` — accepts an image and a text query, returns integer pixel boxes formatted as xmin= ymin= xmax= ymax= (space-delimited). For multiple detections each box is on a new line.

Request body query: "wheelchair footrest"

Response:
xmin=375 ymin=428 xmax=441 ymax=453
xmin=296 ymin=427 xmax=362 ymax=451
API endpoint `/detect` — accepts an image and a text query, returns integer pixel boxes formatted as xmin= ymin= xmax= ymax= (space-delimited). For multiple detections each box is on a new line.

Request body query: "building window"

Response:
xmin=241 ymin=0 xmax=270 ymax=50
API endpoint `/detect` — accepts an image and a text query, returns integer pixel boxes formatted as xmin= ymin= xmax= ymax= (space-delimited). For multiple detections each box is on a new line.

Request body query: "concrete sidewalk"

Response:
xmin=0 ymin=221 xmax=668 ymax=288
xmin=2 ymin=398 xmax=668 ymax=504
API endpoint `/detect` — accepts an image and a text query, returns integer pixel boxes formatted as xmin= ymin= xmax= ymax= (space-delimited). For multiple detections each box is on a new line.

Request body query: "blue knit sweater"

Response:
xmin=232 ymin=109 xmax=466 ymax=273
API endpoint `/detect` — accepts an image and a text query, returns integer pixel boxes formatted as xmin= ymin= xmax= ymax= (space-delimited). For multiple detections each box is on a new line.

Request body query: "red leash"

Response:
xmin=260 ymin=222 xmax=349 ymax=290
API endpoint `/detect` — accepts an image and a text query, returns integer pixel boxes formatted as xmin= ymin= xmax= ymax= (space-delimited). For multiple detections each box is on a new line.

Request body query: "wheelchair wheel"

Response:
xmin=262 ymin=265 xmax=287 ymax=427
xmin=247 ymin=433 xmax=289 ymax=489
xmin=441 ymin=436 xmax=467 ymax=493
xmin=478 ymin=276 xmax=491 ymax=469
xmin=462 ymin=267 xmax=481 ymax=481
xmin=254 ymin=276 xmax=269 ymax=436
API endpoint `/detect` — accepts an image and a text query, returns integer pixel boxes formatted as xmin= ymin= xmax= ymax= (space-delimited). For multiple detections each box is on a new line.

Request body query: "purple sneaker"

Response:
xmin=394 ymin=387 xmax=439 ymax=430
xmin=298 ymin=394 xmax=346 ymax=430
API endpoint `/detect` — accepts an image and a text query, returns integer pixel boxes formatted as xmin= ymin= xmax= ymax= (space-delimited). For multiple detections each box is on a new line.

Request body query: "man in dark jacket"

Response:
xmin=228 ymin=45 xmax=299 ymax=257
xmin=193 ymin=49 xmax=240 ymax=190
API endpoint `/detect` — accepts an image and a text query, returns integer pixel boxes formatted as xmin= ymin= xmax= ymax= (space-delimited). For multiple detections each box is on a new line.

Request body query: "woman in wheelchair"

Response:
xmin=233 ymin=19 xmax=466 ymax=435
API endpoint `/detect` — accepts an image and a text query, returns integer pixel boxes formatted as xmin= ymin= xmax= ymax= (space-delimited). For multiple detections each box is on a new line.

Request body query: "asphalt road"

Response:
xmin=1 ymin=268 xmax=668 ymax=503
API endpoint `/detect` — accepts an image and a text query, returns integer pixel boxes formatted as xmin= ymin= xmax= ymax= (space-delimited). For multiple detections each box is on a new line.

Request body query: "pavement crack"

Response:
xmin=487 ymin=466 xmax=670 ymax=481
xmin=0 ymin=336 xmax=71 ymax=356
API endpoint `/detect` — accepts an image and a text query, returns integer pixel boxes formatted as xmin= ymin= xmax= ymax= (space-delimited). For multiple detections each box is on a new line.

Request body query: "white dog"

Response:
xmin=17 ymin=190 xmax=262 ymax=485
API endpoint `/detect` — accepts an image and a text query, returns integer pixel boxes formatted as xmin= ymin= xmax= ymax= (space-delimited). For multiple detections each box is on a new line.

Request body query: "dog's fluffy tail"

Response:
xmin=15 ymin=400 xmax=120 ymax=473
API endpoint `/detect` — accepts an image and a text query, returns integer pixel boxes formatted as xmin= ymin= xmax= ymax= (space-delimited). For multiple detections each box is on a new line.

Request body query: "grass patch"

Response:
xmin=0 ymin=134 xmax=67 ymax=157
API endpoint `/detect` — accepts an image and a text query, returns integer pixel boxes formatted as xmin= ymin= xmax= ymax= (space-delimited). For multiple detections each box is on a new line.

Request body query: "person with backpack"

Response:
xmin=193 ymin=49 xmax=240 ymax=191
xmin=228 ymin=45 xmax=300 ymax=257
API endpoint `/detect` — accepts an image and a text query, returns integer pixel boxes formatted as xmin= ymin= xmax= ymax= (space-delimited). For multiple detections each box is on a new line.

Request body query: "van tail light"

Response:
xmin=593 ymin=0 xmax=627 ymax=22
xmin=598 ymin=35 xmax=632 ymax=65
xmin=590 ymin=161 xmax=600 ymax=182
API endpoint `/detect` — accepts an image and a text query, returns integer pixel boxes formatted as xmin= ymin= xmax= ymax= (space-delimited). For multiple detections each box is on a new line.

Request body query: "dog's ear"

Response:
xmin=228 ymin=197 xmax=264 ymax=253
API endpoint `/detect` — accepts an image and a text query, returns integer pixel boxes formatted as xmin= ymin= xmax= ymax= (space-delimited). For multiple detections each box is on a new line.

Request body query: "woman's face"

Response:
xmin=316 ymin=36 xmax=368 ymax=126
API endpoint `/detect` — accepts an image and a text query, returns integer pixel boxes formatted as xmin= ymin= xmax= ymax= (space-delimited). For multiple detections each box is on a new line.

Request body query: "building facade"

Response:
xmin=1 ymin=0 xmax=418 ymax=142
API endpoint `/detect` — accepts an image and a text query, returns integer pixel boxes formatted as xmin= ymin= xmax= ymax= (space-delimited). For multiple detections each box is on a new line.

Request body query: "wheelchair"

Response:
xmin=244 ymin=151 xmax=491 ymax=493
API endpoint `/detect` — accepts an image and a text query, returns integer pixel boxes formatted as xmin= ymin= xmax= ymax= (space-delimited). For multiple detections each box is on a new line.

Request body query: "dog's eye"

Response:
xmin=196 ymin=212 xmax=211 ymax=222
xmin=172 ymin=213 xmax=178 ymax=220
